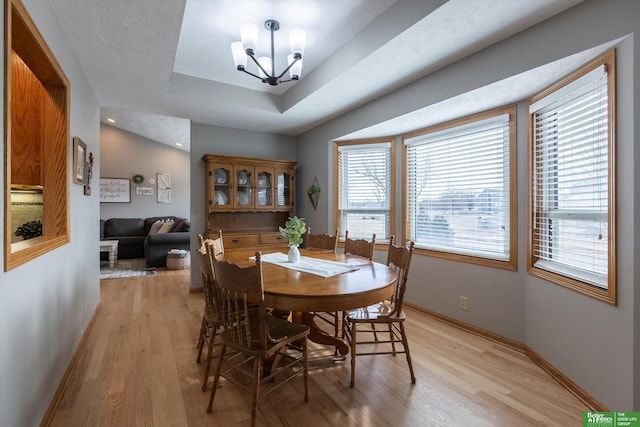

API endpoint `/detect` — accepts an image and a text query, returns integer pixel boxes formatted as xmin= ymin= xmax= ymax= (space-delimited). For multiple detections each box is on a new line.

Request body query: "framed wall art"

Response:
xmin=99 ymin=178 xmax=131 ymax=203
xmin=157 ymin=173 xmax=171 ymax=203
xmin=72 ymin=137 xmax=87 ymax=185
xmin=136 ymin=186 xmax=153 ymax=196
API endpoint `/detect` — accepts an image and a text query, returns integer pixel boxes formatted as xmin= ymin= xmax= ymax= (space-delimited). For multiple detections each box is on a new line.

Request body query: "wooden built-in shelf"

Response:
xmin=4 ymin=0 xmax=70 ymax=270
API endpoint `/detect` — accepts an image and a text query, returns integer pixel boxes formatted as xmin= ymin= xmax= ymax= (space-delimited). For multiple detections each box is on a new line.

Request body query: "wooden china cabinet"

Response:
xmin=202 ymin=154 xmax=296 ymax=250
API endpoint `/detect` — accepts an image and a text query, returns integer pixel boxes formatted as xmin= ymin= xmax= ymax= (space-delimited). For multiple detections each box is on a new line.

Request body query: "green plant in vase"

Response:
xmin=279 ymin=216 xmax=306 ymax=246
xmin=279 ymin=216 xmax=306 ymax=263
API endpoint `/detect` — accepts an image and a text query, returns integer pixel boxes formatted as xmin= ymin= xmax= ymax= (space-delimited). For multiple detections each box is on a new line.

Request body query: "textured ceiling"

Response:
xmin=101 ymin=108 xmax=191 ymax=148
xmin=50 ymin=0 xmax=589 ymax=152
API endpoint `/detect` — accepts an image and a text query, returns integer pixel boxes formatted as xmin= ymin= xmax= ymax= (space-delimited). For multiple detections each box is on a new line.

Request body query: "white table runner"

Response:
xmin=256 ymin=252 xmax=359 ymax=278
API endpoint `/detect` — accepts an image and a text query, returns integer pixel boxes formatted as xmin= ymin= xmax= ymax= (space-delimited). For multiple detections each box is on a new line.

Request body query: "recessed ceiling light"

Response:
xmin=175 ymin=142 xmax=183 ymax=147
xmin=106 ymin=117 xmax=116 ymax=123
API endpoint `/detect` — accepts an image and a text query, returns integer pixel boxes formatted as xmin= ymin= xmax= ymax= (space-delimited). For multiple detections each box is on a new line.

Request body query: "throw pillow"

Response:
xmin=171 ymin=219 xmax=185 ymax=232
xmin=148 ymin=219 xmax=165 ymax=234
xmin=156 ymin=220 xmax=175 ymax=234
xmin=173 ymin=220 xmax=191 ymax=232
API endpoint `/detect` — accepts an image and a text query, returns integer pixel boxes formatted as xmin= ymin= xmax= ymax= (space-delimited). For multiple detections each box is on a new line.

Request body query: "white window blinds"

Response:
xmin=530 ymin=64 xmax=609 ymax=288
xmin=337 ymin=142 xmax=391 ymax=241
xmin=404 ymin=112 xmax=512 ymax=261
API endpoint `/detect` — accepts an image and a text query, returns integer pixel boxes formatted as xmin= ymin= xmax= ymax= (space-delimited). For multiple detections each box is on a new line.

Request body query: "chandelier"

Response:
xmin=231 ymin=19 xmax=306 ymax=86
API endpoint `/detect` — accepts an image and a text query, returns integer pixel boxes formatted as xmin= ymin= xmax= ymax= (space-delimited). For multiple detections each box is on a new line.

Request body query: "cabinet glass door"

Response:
xmin=256 ymin=169 xmax=273 ymax=208
xmin=276 ymin=168 xmax=293 ymax=208
xmin=212 ymin=165 xmax=231 ymax=208
xmin=235 ymin=166 xmax=253 ymax=208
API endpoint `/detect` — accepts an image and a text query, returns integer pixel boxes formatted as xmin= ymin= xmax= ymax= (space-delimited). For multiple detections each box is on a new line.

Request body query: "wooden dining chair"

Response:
xmin=342 ymin=236 xmax=416 ymax=387
xmin=306 ymin=227 xmax=339 ymax=253
xmin=344 ymin=230 xmax=376 ymax=260
xmin=305 ymin=227 xmax=341 ymax=341
xmin=207 ymin=252 xmax=310 ymax=425
xmin=195 ymin=232 xmax=224 ymax=391
xmin=338 ymin=231 xmax=378 ymax=346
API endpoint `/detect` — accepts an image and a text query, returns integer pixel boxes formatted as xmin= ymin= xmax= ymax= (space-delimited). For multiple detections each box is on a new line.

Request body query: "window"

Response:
xmin=335 ymin=139 xmax=394 ymax=242
xmin=403 ymin=106 xmax=516 ymax=269
xmin=528 ymin=50 xmax=616 ymax=304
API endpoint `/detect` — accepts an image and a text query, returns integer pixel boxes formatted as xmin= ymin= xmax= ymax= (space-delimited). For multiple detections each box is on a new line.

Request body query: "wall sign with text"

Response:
xmin=99 ymin=178 xmax=131 ymax=203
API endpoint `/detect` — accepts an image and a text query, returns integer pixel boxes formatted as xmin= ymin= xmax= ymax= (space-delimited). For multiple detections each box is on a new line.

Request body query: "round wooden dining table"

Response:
xmin=219 ymin=248 xmax=398 ymax=355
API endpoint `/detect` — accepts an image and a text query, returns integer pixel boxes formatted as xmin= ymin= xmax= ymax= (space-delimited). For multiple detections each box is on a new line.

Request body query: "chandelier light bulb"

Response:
xmin=288 ymin=54 xmax=302 ymax=79
xmin=231 ymin=41 xmax=247 ymax=70
xmin=289 ymin=28 xmax=306 ymax=57
xmin=240 ymin=23 xmax=258 ymax=55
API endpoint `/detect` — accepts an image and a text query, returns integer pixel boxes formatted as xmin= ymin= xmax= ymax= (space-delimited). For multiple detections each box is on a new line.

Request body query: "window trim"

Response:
xmin=402 ymin=105 xmax=518 ymax=270
xmin=527 ymin=49 xmax=617 ymax=305
xmin=333 ymin=138 xmax=396 ymax=248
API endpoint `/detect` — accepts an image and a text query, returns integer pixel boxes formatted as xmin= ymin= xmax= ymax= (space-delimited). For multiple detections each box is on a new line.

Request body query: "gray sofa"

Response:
xmin=100 ymin=216 xmax=190 ymax=267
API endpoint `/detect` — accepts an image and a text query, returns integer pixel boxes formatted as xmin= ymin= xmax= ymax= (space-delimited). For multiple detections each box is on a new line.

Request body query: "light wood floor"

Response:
xmin=49 ymin=266 xmax=587 ymax=426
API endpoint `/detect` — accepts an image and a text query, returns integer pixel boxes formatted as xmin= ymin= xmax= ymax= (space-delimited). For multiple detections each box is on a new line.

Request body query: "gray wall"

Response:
xmin=296 ymin=0 xmax=638 ymax=410
xmin=100 ymin=124 xmax=190 ymax=220
xmin=189 ymin=123 xmax=296 ymax=288
xmin=0 ymin=1 xmax=101 ymax=426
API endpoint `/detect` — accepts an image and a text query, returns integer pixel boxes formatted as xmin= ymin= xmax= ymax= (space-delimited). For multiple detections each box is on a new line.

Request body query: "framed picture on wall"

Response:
xmin=157 ymin=173 xmax=171 ymax=203
xmin=136 ymin=186 xmax=153 ymax=196
xmin=99 ymin=178 xmax=131 ymax=203
xmin=72 ymin=137 xmax=87 ymax=185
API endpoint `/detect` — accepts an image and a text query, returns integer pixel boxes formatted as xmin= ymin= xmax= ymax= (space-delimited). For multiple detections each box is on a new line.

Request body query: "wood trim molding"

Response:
xmin=405 ymin=302 xmax=525 ymax=351
xmin=525 ymin=347 xmax=607 ymax=412
xmin=404 ymin=302 xmax=607 ymax=411
xmin=40 ymin=303 xmax=103 ymax=426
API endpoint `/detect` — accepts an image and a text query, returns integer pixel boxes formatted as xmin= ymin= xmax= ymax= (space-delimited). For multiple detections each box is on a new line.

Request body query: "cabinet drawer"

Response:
xmin=224 ymin=234 xmax=260 ymax=248
xmin=259 ymin=233 xmax=287 ymax=245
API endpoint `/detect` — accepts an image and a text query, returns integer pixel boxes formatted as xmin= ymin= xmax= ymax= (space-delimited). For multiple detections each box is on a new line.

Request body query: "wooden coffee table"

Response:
xmin=99 ymin=240 xmax=119 ymax=269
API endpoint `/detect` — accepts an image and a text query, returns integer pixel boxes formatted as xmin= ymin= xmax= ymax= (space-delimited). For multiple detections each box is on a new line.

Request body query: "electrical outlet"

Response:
xmin=84 ymin=302 xmax=87 ymax=314
xmin=459 ymin=296 xmax=468 ymax=310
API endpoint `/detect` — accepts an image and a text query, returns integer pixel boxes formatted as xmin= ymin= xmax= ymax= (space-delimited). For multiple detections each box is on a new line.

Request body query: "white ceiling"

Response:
xmin=48 ymin=0 xmax=591 ymax=152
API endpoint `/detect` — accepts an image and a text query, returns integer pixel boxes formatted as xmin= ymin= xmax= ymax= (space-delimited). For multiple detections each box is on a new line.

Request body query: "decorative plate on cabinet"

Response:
xmin=214 ymin=191 xmax=227 ymax=205
xmin=214 ymin=170 xmax=227 ymax=184
xmin=237 ymin=171 xmax=248 ymax=185
xmin=258 ymin=190 xmax=267 ymax=205
xmin=237 ymin=191 xmax=249 ymax=205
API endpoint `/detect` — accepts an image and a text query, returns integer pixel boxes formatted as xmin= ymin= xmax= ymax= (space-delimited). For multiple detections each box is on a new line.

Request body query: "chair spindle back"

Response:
xmin=344 ymin=230 xmax=376 ymax=260
xmin=211 ymin=253 xmax=267 ymax=350
xmin=306 ymin=227 xmax=339 ymax=252
xmin=385 ymin=236 xmax=415 ymax=316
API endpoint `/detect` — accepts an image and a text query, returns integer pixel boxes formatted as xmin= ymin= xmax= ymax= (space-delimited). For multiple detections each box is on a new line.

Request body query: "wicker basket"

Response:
xmin=166 ymin=250 xmax=190 ymax=270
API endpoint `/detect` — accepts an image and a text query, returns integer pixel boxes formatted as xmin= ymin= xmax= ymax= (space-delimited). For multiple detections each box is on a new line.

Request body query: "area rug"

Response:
xmin=100 ymin=258 xmax=156 ymax=280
